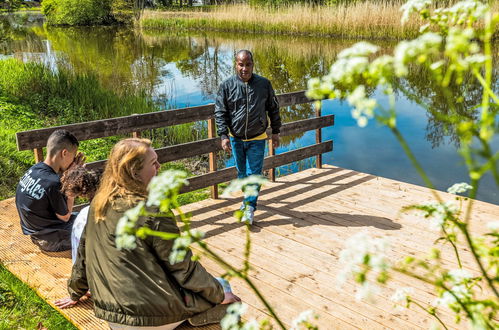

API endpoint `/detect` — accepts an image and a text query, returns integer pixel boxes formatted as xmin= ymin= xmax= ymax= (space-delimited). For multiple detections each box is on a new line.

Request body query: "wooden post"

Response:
xmin=34 ymin=148 xmax=43 ymax=163
xmin=315 ymin=102 xmax=322 ymax=169
xmin=268 ymin=138 xmax=275 ymax=182
xmin=132 ymin=131 xmax=141 ymax=138
xmin=207 ymin=118 xmax=218 ymax=199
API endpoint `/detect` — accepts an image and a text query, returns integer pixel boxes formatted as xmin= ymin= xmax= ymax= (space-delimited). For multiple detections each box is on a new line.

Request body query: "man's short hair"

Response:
xmin=46 ymin=129 xmax=79 ymax=157
xmin=235 ymin=49 xmax=253 ymax=62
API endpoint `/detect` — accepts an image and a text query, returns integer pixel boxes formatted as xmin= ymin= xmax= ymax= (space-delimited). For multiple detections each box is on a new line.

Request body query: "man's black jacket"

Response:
xmin=215 ymin=74 xmax=281 ymax=140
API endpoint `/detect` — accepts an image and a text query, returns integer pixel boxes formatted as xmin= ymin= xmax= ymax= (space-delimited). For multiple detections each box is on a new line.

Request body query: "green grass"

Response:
xmin=0 ymin=263 xmax=76 ymax=329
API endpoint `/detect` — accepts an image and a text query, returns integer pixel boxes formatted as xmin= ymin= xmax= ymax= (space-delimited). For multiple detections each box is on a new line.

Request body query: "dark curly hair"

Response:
xmin=61 ymin=166 xmax=99 ymax=200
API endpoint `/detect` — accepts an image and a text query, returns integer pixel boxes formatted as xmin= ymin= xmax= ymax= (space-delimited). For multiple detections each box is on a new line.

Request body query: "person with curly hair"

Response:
xmin=60 ymin=166 xmax=99 ymax=263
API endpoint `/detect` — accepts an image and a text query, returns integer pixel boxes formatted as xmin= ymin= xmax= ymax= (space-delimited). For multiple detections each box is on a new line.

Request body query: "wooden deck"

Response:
xmin=1 ymin=165 xmax=497 ymax=329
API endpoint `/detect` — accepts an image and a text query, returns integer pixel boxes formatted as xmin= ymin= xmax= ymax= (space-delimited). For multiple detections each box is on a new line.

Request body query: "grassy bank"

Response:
xmin=0 ymin=58 xmax=212 ymax=201
xmin=0 ymin=58 xmax=158 ymax=199
xmin=141 ymin=2 xmax=424 ymax=40
xmin=0 ymin=263 xmax=76 ymax=329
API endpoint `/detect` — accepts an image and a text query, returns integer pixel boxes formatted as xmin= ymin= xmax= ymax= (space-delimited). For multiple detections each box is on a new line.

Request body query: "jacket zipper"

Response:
xmin=245 ymin=81 xmax=249 ymax=140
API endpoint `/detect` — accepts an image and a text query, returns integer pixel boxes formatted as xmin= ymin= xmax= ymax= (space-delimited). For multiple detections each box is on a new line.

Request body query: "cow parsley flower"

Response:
xmin=221 ymin=303 xmax=248 ymax=330
xmin=221 ymin=175 xmax=268 ymax=198
xmin=338 ymin=42 xmax=379 ymax=59
xmin=421 ymin=201 xmax=458 ymax=231
xmin=337 ymin=231 xmax=391 ymax=286
xmin=434 ymin=285 xmax=470 ymax=307
xmin=241 ymin=320 xmax=259 ymax=330
xmin=115 ymin=201 xmax=145 ymax=250
xmin=448 ymin=269 xmax=473 ymax=284
xmin=291 ymin=310 xmax=318 ymax=329
xmin=347 ymin=86 xmax=377 ymax=127
xmin=169 ymin=233 xmax=192 ymax=264
xmin=486 ymin=221 xmax=499 ymax=232
xmin=355 ymin=282 xmax=380 ymax=303
xmin=147 ymin=170 xmax=188 ymax=207
xmin=400 ymin=0 xmax=432 ymax=24
xmin=391 ymin=287 xmax=414 ymax=304
xmin=446 ymin=0 xmax=488 ymax=25
xmin=394 ymin=33 xmax=442 ymax=77
xmin=447 ymin=182 xmax=472 ymax=194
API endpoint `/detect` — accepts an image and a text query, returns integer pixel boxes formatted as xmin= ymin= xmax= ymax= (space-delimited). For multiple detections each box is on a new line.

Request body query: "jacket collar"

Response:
xmin=236 ymin=73 xmax=255 ymax=84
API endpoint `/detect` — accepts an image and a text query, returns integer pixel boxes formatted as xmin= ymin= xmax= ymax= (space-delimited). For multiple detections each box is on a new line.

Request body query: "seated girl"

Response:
xmin=60 ymin=166 xmax=99 ymax=264
xmin=56 ymin=138 xmax=240 ymax=329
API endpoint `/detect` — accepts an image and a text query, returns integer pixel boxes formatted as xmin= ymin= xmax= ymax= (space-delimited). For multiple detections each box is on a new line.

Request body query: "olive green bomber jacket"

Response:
xmin=68 ymin=195 xmax=224 ymax=326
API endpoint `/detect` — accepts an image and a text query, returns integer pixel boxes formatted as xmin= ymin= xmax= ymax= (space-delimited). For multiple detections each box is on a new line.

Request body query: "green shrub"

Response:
xmin=42 ymin=0 xmax=114 ymax=26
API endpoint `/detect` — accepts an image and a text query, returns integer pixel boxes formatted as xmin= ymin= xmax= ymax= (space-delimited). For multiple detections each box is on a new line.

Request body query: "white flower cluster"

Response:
xmin=220 ymin=302 xmax=248 ymax=330
xmin=337 ymin=231 xmax=391 ymax=302
xmin=421 ymin=201 xmax=458 ymax=231
xmin=291 ymin=310 xmax=319 ymax=330
xmin=355 ymin=282 xmax=381 ymax=303
xmin=486 ymin=221 xmax=499 ymax=232
xmin=448 ymin=268 xmax=473 ymax=284
xmin=115 ymin=201 xmax=145 ymax=250
xmin=169 ymin=232 xmax=193 ymax=264
xmin=394 ymin=33 xmax=442 ymax=76
xmin=443 ymin=0 xmax=488 ymax=25
xmin=347 ymin=86 xmax=377 ymax=127
xmin=400 ymin=0 xmax=432 ymax=24
xmin=433 ymin=284 xmax=471 ymax=308
xmin=147 ymin=170 xmax=188 ymax=208
xmin=447 ymin=182 xmax=472 ymax=195
xmin=390 ymin=287 xmax=415 ymax=305
xmin=221 ymin=175 xmax=268 ymax=199
xmin=329 ymin=42 xmax=379 ymax=85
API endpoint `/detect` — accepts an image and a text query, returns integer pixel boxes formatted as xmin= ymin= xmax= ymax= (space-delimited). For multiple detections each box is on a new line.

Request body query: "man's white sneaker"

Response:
xmin=241 ymin=205 xmax=255 ymax=225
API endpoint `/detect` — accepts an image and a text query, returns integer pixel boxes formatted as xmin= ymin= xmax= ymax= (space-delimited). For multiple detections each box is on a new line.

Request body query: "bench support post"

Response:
xmin=315 ymin=102 xmax=322 ymax=169
xmin=34 ymin=148 xmax=43 ymax=163
xmin=268 ymin=138 xmax=275 ymax=182
xmin=207 ymin=118 xmax=218 ymax=199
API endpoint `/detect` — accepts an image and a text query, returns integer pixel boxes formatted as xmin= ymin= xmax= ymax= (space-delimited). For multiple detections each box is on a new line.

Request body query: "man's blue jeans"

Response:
xmin=230 ymin=137 xmax=266 ymax=209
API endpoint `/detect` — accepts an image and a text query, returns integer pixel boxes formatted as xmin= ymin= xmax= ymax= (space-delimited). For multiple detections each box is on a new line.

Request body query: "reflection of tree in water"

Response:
xmin=6 ymin=16 xmax=497 ymax=150
xmin=394 ymin=61 xmax=498 ymax=148
xmin=0 ymin=14 xmax=45 ymax=53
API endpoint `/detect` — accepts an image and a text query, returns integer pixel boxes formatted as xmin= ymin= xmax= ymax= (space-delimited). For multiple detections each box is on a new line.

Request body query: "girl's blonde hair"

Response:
xmin=93 ymin=138 xmax=152 ymax=222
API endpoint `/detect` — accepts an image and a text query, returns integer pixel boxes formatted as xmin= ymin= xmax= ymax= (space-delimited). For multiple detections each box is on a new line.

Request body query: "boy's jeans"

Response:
xmin=230 ymin=137 xmax=266 ymax=209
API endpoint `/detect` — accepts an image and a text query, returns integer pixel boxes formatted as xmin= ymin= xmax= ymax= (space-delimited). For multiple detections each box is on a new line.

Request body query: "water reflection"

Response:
xmin=0 ymin=14 xmax=497 ymax=204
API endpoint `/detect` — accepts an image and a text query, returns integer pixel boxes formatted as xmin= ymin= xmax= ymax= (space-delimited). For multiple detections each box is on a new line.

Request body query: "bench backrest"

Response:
xmin=16 ymin=91 xmax=334 ymax=196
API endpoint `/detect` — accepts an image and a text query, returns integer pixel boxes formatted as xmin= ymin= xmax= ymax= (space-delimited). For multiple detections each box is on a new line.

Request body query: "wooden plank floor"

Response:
xmin=0 ymin=164 xmax=497 ymax=329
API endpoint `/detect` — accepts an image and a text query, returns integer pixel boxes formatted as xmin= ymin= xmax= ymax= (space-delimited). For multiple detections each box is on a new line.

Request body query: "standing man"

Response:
xmin=15 ymin=129 xmax=85 ymax=252
xmin=215 ymin=50 xmax=281 ymax=224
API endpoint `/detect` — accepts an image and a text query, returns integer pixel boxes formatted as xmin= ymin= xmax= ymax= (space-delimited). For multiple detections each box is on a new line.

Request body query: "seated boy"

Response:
xmin=15 ymin=129 xmax=85 ymax=252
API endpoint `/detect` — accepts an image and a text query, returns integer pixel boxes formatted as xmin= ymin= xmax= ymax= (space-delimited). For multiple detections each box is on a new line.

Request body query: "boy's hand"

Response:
xmin=73 ymin=152 xmax=86 ymax=167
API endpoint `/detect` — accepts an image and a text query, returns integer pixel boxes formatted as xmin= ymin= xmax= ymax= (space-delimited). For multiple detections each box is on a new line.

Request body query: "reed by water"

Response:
xmin=142 ymin=1 xmax=427 ymax=40
xmin=141 ymin=1 xmax=499 ymax=40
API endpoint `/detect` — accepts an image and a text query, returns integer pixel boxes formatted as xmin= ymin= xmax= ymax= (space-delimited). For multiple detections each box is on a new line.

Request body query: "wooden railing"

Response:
xmin=16 ymin=91 xmax=334 ymax=198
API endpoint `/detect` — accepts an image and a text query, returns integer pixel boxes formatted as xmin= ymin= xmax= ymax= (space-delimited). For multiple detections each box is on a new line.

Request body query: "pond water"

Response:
xmin=1 ymin=13 xmax=498 ymax=205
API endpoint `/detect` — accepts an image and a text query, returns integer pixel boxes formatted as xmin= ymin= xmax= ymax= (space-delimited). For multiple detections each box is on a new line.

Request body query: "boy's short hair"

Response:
xmin=46 ymin=129 xmax=79 ymax=157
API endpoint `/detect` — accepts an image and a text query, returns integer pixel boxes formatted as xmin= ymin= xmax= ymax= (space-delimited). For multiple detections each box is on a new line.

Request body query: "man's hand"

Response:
xmin=271 ymin=134 xmax=280 ymax=148
xmin=221 ymin=292 xmax=241 ymax=304
xmin=221 ymin=138 xmax=232 ymax=154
